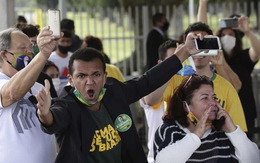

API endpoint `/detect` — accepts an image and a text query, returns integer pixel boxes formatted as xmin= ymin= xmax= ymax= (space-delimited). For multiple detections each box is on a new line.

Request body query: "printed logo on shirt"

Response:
xmin=61 ymin=67 xmax=69 ymax=77
xmin=216 ymin=98 xmax=225 ymax=108
xmin=90 ymin=124 xmax=121 ymax=152
xmin=12 ymin=99 xmax=37 ymax=133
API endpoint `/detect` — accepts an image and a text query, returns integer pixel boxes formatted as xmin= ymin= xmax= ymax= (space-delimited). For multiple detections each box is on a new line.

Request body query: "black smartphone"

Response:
xmin=219 ymin=18 xmax=238 ymax=28
xmin=195 ymin=36 xmax=221 ymax=50
xmin=212 ymin=116 xmax=225 ymax=131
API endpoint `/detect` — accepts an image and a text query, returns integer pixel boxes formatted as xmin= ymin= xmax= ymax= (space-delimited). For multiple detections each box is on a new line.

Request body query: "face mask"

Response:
xmin=7 ymin=52 xmax=33 ymax=70
xmin=52 ymin=78 xmax=61 ymax=93
xmin=32 ymin=45 xmax=39 ymax=56
xmin=58 ymin=45 xmax=70 ymax=54
xmin=184 ymin=101 xmax=199 ymax=125
xmin=73 ymin=87 xmax=106 ymax=106
xmin=162 ymin=21 xmax=170 ymax=31
xmin=220 ymin=35 xmax=236 ymax=52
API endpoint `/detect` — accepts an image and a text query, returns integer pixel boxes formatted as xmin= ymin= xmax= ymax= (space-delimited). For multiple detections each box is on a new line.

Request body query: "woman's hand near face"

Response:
xmin=193 ymin=108 xmax=212 ymax=138
xmin=215 ymin=103 xmax=237 ymax=133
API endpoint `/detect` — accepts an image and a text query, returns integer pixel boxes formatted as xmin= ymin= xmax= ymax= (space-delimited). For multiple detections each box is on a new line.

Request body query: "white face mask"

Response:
xmin=220 ymin=35 xmax=236 ymax=52
xmin=52 ymin=78 xmax=61 ymax=93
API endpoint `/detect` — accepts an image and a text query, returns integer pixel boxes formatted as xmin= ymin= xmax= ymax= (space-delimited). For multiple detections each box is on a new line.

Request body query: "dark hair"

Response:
xmin=84 ymin=35 xmax=103 ymax=51
xmin=163 ymin=74 xmax=213 ymax=127
xmin=17 ymin=15 xmax=27 ymax=24
xmin=152 ymin=13 xmax=166 ymax=26
xmin=215 ymin=28 xmax=243 ymax=61
xmin=62 ymin=30 xmax=72 ymax=38
xmin=158 ymin=39 xmax=179 ymax=60
xmin=43 ymin=60 xmax=59 ymax=73
xmin=61 ymin=19 xmax=75 ymax=30
xmin=68 ymin=47 xmax=106 ymax=75
xmin=184 ymin=22 xmax=213 ymax=40
xmin=15 ymin=24 xmax=39 ymax=37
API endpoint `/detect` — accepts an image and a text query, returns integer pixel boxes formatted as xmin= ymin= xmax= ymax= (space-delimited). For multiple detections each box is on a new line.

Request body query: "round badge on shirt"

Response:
xmin=114 ymin=114 xmax=132 ymax=132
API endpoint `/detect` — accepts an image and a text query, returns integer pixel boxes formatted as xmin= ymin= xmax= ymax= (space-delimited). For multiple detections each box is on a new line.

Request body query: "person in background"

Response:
xmin=145 ymin=13 xmax=169 ymax=71
xmin=15 ymin=23 xmax=57 ymax=98
xmin=140 ymin=34 xmax=246 ymax=162
xmin=43 ymin=60 xmax=60 ymax=95
xmin=16 ymin=15 xmax=27 ymax=25
xmin=82 ymin=35 xmax=125 ymax=82
xmin=153 ymin=74 xmax=260 ymax=163
xmin=14 ymin=24 xmax=40 ymax=56
xmin=199 ymin=0 xmax=260 ymax=140
xmin=61 ymin=18 xmax=83 ymax=52
xmin=0 ymin=26 xmax=57 ymax=163
xmin=35 ymin=32 xmax=201 ymax=162
xmin=82 ymin=35 xmax=111 ymax=64
xmin=48 ymin=30 xmax=73 ymax=95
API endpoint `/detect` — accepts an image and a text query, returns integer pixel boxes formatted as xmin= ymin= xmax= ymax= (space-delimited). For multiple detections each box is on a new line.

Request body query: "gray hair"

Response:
xmin=0 ymin=28 xmax=20 ymax=51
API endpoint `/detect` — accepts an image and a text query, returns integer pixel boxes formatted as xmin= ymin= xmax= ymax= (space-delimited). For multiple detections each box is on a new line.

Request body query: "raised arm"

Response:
xmin=0 ymin=26 xmax=58 ymax=107
xmin=197 ymin=0 xmax=208 ymax=23
xmin=210 ymin=50 xmax=242 ymax=92
xmin=237 ymin=16 xmax=260 ymax=62
xmin=144 ymin=33 xmax=200 ymax=106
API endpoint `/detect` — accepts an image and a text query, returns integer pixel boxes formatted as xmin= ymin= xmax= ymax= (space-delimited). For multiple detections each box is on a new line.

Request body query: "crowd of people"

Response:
xmin=0 ymin=1 xmax=259 ymax=162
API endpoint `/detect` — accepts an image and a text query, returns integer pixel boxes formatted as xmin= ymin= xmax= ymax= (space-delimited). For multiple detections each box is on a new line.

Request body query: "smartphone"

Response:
xmin=212 ymin=116 xmax=225 ymax=131
xmin=48 ymin=9 xmax=61 ymax=39
xmin=194 ymin=50 xmax=218 ymax=56
xmin=195 ymin=36 xmax=221 ymax=50
xmin=219 ymin=18 xmax=238 ymax=28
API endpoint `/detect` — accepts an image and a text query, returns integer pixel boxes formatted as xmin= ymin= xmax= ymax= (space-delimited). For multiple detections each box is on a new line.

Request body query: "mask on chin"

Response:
xmin=184 ymin=101 xmax=199 ymax=125
xmin=58 ymin=45 xmax=70 ymax=54
xmin=73 ymin=87 xmax=106 ymax=106
xmin=184 ymin=101 xmax=212 ymax=126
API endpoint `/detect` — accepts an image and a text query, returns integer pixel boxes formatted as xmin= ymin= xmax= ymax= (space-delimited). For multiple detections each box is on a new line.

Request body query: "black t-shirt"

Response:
xmin=226 ymin=49 xmax=258 ymax=130
xmin=87 ymin=104 xmax=122 ymax=163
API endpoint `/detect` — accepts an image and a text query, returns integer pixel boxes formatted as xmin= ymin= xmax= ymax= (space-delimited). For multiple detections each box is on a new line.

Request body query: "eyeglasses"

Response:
xmin=183 ymin=74 xmax=210 ymax=89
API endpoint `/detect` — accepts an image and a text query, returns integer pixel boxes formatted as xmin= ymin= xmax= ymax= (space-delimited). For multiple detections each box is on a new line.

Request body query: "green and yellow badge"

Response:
xmin=114 ymin=114 xmax=132 ymax=132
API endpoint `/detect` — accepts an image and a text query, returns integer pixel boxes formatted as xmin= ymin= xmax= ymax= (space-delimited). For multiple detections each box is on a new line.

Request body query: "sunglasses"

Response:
xmin=183 ymin=74 xmax=210 ymax=89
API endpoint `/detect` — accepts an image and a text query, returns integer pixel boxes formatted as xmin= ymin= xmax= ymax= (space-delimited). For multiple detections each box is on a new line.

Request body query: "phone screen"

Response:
xmin=195 ymin=37 xmax=220 ymax=50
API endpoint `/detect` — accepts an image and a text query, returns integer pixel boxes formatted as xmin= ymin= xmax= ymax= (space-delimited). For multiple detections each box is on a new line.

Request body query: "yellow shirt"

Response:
xmin=160 ymin=74 xmax=247 ymax=131
xmin=106 ymin=64 xmax=125 ymax=82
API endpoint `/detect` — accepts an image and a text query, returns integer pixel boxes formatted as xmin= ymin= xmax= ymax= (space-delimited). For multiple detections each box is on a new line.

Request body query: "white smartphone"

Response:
xmin=48 ymin=9 xmax=61 ymax=39
xmin=194 ymin=50 xmax=218 ymax=56
xmin=219 ymin=18 xmax=238 ymax=28
xmin=195 ymin=36 xmax=221 ymax=50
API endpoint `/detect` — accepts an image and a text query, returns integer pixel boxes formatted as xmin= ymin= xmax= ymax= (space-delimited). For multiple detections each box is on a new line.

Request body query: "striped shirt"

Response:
xmin=154 ymin=122 xmax=238 ymax=163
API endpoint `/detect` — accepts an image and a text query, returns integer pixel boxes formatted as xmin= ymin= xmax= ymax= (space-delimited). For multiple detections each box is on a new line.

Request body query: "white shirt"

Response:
xmin=0 ymin=72 xmax=56 ymax=163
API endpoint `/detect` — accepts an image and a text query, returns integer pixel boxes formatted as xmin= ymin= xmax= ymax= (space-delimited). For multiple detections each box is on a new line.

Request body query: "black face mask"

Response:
xmin=162 ymin=21 xmax=170 ymax=31
xmin=58 ymin=45 xmax=70 ymax=54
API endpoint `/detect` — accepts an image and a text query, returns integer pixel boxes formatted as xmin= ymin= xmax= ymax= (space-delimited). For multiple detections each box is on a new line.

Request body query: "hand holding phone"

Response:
xmin=48 ymin=9 xmax=61 ymax=39
xmin=195 ymin=36 xmax=221 ymax=51
xmin=212 ymin=116 xmax=225 ymax=131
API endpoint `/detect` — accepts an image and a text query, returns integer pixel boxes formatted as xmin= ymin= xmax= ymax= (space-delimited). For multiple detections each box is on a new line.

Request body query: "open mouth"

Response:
xmin=87 ymin=89 xmax=94 ymax=98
